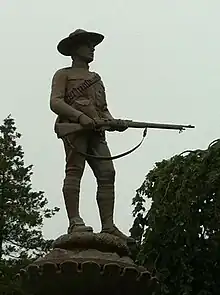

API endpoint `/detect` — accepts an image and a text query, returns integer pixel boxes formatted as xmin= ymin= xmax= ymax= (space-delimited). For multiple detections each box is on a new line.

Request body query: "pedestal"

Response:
xmin=19 ymin=232 xmax=159 ymax=295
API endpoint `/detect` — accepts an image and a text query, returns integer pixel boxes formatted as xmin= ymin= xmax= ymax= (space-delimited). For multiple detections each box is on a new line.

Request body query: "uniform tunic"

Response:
xmin=50 ymin=67 xmax=113 ymax=124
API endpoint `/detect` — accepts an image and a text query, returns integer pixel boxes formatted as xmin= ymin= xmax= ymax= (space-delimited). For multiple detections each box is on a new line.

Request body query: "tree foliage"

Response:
xmin=0 ymin=115 xmax=59 ymax=294
xmin=131 ymin=139 xmax=220 ymax=295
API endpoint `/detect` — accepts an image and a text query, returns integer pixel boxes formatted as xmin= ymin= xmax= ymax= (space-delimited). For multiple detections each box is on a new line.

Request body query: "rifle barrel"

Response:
xmin=125 ymin=121 xmax=195 ymax=130
xmin=96 ymin=119 xmax=195 ymax=131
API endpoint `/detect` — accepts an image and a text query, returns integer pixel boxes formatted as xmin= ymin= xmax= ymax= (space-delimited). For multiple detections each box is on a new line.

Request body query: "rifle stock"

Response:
xmin=55 ymin=123 xmax=84 ymax=137
xmin=55 ymin=119 xmax=195 ymax=138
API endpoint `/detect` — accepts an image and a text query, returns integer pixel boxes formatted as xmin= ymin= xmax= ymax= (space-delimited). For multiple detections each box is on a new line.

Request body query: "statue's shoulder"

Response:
xmin=90 ymin=70 xmax=101 ymax=79
xmin=52 ymin=67 xmax=71 ymax=78
xmin=88 ymin=71 xmax=103 ymax=86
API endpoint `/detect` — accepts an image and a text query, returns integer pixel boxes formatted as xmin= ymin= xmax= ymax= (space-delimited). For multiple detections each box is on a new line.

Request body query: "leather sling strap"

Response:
xmin=63 ymin=128 xmax=148 ymax=161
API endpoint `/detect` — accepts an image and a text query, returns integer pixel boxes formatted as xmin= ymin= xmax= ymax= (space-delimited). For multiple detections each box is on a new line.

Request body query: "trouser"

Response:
xmin=62 ymin=130 xmax=116 ymax=231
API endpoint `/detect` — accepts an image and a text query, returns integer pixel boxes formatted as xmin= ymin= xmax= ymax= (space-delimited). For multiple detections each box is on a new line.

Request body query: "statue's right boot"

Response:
xmin=67 ymin=217 xmax=93 ymax=234
xmin=96 ymin=183 xmax=135 ymax=244
xmin=62 ymin=180 xmax=93 ymax=234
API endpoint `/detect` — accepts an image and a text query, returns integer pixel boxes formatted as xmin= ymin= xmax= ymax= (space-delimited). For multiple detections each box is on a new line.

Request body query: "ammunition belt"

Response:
xmin=65 ymin=73 xmax=101 ymax=105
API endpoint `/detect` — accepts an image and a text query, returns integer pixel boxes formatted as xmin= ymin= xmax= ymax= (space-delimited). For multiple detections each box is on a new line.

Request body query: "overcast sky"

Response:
xmin=1 ymin=1 xmax=219 ymax=239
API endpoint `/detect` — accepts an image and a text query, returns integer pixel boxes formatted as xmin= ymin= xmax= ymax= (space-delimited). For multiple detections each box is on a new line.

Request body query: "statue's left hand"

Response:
xmin=111 ymin=120 xmax=128 ymax=132
xmin=114 ymin=126 xmax=128 ymax=132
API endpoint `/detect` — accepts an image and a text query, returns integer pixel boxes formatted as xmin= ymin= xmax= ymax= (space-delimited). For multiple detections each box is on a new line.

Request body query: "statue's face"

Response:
xmin=73 ymin=41 xmax=95 ymax=63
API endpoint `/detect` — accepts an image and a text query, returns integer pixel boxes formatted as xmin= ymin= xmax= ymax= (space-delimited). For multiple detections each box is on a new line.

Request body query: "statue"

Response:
xmin=50 ymin=29 xmax=133 ymax=242
xmin=50 ymin=28 xmax=195 ymax=243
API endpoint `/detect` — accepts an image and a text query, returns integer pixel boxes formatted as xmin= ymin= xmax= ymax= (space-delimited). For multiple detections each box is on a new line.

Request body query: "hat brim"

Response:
xmin=57 ymin=32 xmax=104 ymax=56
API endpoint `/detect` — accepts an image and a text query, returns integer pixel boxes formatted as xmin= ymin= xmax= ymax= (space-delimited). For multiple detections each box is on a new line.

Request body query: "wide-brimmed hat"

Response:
xmin=57 ymin=29 xmax=104 ymax=56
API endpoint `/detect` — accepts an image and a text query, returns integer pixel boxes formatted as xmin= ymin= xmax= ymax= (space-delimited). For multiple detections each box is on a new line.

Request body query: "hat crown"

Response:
xmin=69 ymin=29 xmax=87 ymax=38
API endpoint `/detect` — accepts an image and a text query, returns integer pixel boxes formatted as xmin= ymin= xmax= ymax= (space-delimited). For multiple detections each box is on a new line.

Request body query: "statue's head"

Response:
xmin=71 ymin=40 xmax=96 ymax=63
xmin=57 ymin=29 xmax=104 ymax=64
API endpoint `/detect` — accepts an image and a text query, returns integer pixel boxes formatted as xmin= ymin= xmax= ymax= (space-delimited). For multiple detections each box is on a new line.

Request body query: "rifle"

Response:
xmin=55 ymin=119 xmax=195 ymax=138
xmin=56 ymin=119 xmax=195 ymax=160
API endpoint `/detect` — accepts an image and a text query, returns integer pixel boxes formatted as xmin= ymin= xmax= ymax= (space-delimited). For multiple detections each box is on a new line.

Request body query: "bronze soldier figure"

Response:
xmin=50 ymin=29 xmax=132 ymax=242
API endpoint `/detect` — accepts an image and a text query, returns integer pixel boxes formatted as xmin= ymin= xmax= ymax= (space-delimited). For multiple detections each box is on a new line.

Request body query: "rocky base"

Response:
xmin=18 ymin=232 xmax=159 ymax=295
xmin=53 ymin=231 xmax=131 ymax=256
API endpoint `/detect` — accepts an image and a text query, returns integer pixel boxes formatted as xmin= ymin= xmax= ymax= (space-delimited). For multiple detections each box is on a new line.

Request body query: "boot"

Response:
xmin=63 ymin=180 xmax=93 ymax=234
xmin=96 ymin=183 xmax=135 ymax=244
xmin=68 ymin=216 xmax=93 ymax=234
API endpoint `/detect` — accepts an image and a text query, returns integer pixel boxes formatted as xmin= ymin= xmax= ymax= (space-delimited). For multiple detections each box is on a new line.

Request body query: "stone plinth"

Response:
xmin=19 ymin=232 xmax=159 ymax=295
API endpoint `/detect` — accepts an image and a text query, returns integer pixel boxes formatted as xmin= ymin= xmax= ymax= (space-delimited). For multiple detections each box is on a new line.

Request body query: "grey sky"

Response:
xmin=1 ymin=1 xmax=219 ymax=239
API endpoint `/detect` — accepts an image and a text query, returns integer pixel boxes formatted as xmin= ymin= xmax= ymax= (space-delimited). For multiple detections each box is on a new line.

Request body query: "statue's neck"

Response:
xmin=71 ymin=59 xmax=89 ymax=70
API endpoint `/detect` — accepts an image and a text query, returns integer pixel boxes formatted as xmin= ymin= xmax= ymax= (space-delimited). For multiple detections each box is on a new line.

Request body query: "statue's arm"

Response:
xmin=50 ymin=69 xmax=83 ymax=122
xmin=100 ymin=81 xmax=114 ymax=119
xmin=102 ymin=106 xmax=114 ymax=120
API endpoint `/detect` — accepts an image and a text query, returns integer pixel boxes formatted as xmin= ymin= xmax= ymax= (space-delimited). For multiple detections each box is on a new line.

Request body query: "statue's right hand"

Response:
xmin=78 ymin=114 xmax=95 ymax=129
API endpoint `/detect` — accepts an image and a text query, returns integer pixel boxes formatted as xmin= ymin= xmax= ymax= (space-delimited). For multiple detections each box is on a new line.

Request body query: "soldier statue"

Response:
xmin=50 ymin=29 xmax=133 ymax=243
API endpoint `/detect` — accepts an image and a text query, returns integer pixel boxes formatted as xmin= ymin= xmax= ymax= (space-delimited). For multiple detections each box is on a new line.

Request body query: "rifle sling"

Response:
xmin=63 ymin=128 xmax=147 ymax=161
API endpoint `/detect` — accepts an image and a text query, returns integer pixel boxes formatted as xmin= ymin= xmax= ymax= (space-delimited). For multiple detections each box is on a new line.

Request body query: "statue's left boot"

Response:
xmin=97 ymin=183 xmax=135 ymax=244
